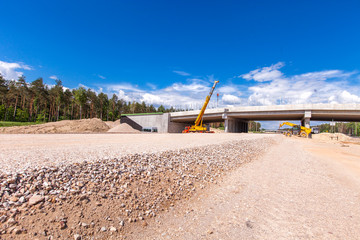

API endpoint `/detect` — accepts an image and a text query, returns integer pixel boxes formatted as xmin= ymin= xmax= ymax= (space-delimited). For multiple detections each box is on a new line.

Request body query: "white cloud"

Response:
xmin=242 ymin=63 xmax=360 ymax=106
xmin=173 ymin=70 xmax=190 ymax=76
xmin=0 ymin=60 xmax=32 ymax=80
xmin=102 ymin=79 xmax=216 ymax=109
xmin=330 ymin=90 xmax=360 ymax=104
xmin=217 ymin=85 xmax=239 ymax=94
xmin=100 ymin=62 xmax=360 ymax=109
xmin=105 ymin=83 xmax=143 ymax=92
xmin=49 ymin=75 xmax=58 ymax=80
xmin=165 ymin=82 xmax=209 ymax=93
xmin=240 ymin=62 xmax=284 ymax=82
xmin=118 ymin=90 xmax=132 ymax=102
xmin=98 ymin=75 xmax=106 ymax=79
xmin=222 ymin=94 xmax=241 ymax=104
xmin=146 ymin=83 xmax=157 ymax=90
xmin=141 ymin=93 xmax=162 ymax=105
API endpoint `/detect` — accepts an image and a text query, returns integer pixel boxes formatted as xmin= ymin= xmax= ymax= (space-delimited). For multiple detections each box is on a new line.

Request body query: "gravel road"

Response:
xmin=0 ymin=133 xmax=263 ymax=173
xmin=128 ymin=136 xmax=360 ymax=240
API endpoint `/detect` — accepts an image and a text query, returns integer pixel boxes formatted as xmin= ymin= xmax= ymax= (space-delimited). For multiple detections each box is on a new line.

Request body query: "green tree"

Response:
xmin=73 ymin=87 xmax=87 ymax=119
xmin=0 ymin=74 xmax=8 ymax=105
xmin=87 ymin=89 xmax=99 ymax=119
xmin=0 ymin=104 xmax=5 ymax=120
xmin=98 ymin=92 xmax=108 ymax=120
xmin=248 ymin=121 xmax=261 ymax=132
xmin=157 ymin=105 xmax=165 ymax=113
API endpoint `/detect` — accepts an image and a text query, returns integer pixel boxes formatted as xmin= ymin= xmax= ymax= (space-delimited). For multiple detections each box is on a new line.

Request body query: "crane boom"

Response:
xmin=194 ymin=81 xmax=219 ymax=126
xmin=182 ymin=80 xmax=219 ymax=133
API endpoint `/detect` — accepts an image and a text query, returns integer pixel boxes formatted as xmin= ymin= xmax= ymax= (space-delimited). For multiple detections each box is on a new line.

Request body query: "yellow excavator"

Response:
xmin=279 ymin=121 xmax=312 ymax=138
xmin=182 ymin=80 xmax=219 ymax=133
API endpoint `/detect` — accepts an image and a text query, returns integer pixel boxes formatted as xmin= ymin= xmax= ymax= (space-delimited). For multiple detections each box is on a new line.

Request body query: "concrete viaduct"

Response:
xmin=121 ymin=103 xmax=360 ymax=133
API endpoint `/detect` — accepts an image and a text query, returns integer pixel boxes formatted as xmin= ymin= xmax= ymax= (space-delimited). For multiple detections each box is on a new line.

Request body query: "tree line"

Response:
xmin=0 ymin=75 xmax=175 ymax=122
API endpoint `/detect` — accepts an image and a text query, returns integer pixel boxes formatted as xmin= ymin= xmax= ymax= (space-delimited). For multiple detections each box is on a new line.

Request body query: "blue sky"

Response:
xmin=1 ymin=0 xmax=360 ymax=120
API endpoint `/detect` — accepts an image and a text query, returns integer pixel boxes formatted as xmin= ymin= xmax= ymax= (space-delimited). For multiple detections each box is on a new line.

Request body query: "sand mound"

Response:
xmin=0 ymin=118 xmax=110 ymax=134
xmin=210 ymin=127 xmax=225 ymax=133
xmin=107 ymin=123 xmax=140 ymax=133
xmin=312 ymin=133 xmax=360 ymax=142
xmin=104 ymin=120 xmax=121 ymax=129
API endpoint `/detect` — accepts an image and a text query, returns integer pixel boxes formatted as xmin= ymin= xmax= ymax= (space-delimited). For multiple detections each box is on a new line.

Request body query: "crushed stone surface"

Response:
xmin=0 ymin=133 xmax=264 ymax=174
xmin=0 ymin=134 xmax=273 ymax=239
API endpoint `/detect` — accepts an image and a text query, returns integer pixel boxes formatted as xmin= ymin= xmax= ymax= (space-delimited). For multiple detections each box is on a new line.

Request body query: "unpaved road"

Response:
xmin=128 ymin=136 xmax=360 ymax=240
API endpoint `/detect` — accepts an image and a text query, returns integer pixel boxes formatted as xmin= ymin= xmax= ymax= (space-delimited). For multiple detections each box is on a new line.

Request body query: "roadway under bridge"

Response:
xmin=169 ymin=103 xmax=360 ymax=133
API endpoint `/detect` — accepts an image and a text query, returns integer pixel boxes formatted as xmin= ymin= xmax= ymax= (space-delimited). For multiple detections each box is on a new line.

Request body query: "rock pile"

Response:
xmin=0 ymin=137 xmax=274 ymax=239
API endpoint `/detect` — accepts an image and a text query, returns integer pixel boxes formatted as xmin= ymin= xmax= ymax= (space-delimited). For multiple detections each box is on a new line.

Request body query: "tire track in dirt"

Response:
xmin=128 ymin=136 xmax=360 ymax=240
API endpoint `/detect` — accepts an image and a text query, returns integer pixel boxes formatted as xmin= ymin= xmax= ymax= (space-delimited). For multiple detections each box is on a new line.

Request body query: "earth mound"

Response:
xmin=0 ymin=118 xmax=110 ymax=134
xmin=107 ymin=123 xmax=140 ymax=133
xmin=104 ymin=120 xmax=121 ymax=129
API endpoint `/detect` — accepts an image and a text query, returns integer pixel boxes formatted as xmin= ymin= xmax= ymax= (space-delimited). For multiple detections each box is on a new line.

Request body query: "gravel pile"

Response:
xmin=0 ymin=137 xmax=273 ymax=239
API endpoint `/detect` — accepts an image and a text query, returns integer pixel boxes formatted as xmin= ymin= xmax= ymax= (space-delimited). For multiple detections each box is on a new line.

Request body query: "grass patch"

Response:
xmin=0 ymin=121 xmax=44 ymax=127
xmin=121 ymin=112 xmax=163 ymax=116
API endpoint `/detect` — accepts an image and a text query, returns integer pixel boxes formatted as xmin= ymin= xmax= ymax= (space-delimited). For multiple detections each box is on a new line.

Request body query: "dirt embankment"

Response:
xmin=312 ymin=133 xmax=360 ymax=144
xmin=0 ymin=118 xmax=110 ymax=134
xmin=107 ymin=123 xmax=140 ymax=133
xmin=0 ymin=119 xmax=140 ymax=134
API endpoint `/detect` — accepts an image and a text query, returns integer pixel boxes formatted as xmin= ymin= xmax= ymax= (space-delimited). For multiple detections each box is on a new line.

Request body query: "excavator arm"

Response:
xmin=279 ymin=121 xmax=298 ymax=128
xmin=279 ymin=121 xmax=312 ymax=138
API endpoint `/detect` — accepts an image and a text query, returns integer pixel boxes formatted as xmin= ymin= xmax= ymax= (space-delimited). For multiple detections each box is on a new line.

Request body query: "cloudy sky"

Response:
xmin=1 ymin=1 xmax=360 ymax=116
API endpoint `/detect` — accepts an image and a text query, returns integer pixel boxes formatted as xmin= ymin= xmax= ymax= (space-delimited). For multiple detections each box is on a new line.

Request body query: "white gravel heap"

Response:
xmin=0 ymin=137 xmax=274 ymax=237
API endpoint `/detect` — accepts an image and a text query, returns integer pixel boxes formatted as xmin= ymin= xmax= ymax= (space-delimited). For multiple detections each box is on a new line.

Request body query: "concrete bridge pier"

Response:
xmin=301 ymin=111 xmax=311 ymax=128
xmin=224 ymin=117 xmax=248 ymax=133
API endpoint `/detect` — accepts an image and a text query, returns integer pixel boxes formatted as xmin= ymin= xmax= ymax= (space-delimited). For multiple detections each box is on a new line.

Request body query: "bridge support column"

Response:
xmin=225 ymin=118 xmax=248 ymax=133
xmin=301 ymin=111 xmax=311 ymax=128
xmin=224 ymin=119 xmax=229 ymax=133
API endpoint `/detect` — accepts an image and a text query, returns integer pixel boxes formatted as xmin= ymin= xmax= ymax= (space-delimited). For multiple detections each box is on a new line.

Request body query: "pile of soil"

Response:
xmin=312 ymin=133 xmax=360 ymax=143
xmin=210 ymin=127 xmax=225 ymax=133
xmin=107 ymin=123 xmax=140 ymax=133
xmin=104 ymin=120 xmax=120 ymax=129
xmin=0 ymin=118 xmax=110 ymax=134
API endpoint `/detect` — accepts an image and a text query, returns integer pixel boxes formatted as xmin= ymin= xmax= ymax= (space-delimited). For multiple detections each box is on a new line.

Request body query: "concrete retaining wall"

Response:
xmin=121 ymin=113 xmax=170 ymax=133
xmin=121 ymin=113 xmax=210 ymax=133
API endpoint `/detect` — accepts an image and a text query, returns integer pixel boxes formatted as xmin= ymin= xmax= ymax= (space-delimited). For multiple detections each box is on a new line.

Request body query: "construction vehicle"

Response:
xmin=182 ymin=80 xmax=219 ymax=133
xmin=279 ymin=122 xmax=312 ymax=138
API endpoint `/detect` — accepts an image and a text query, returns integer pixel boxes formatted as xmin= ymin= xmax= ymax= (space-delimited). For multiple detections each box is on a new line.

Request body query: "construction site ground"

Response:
xmin=129 ymin=136 xmax=360 ymax=239
xmin=0 ymin=132 xmax=360 ymax=239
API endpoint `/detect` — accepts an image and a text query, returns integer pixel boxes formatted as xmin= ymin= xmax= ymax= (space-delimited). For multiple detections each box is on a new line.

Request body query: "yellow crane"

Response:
xmin=279 ymin=121 xmax=312 ymax=138
xmin=182 ymin=80 xmax=219 ymax=133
